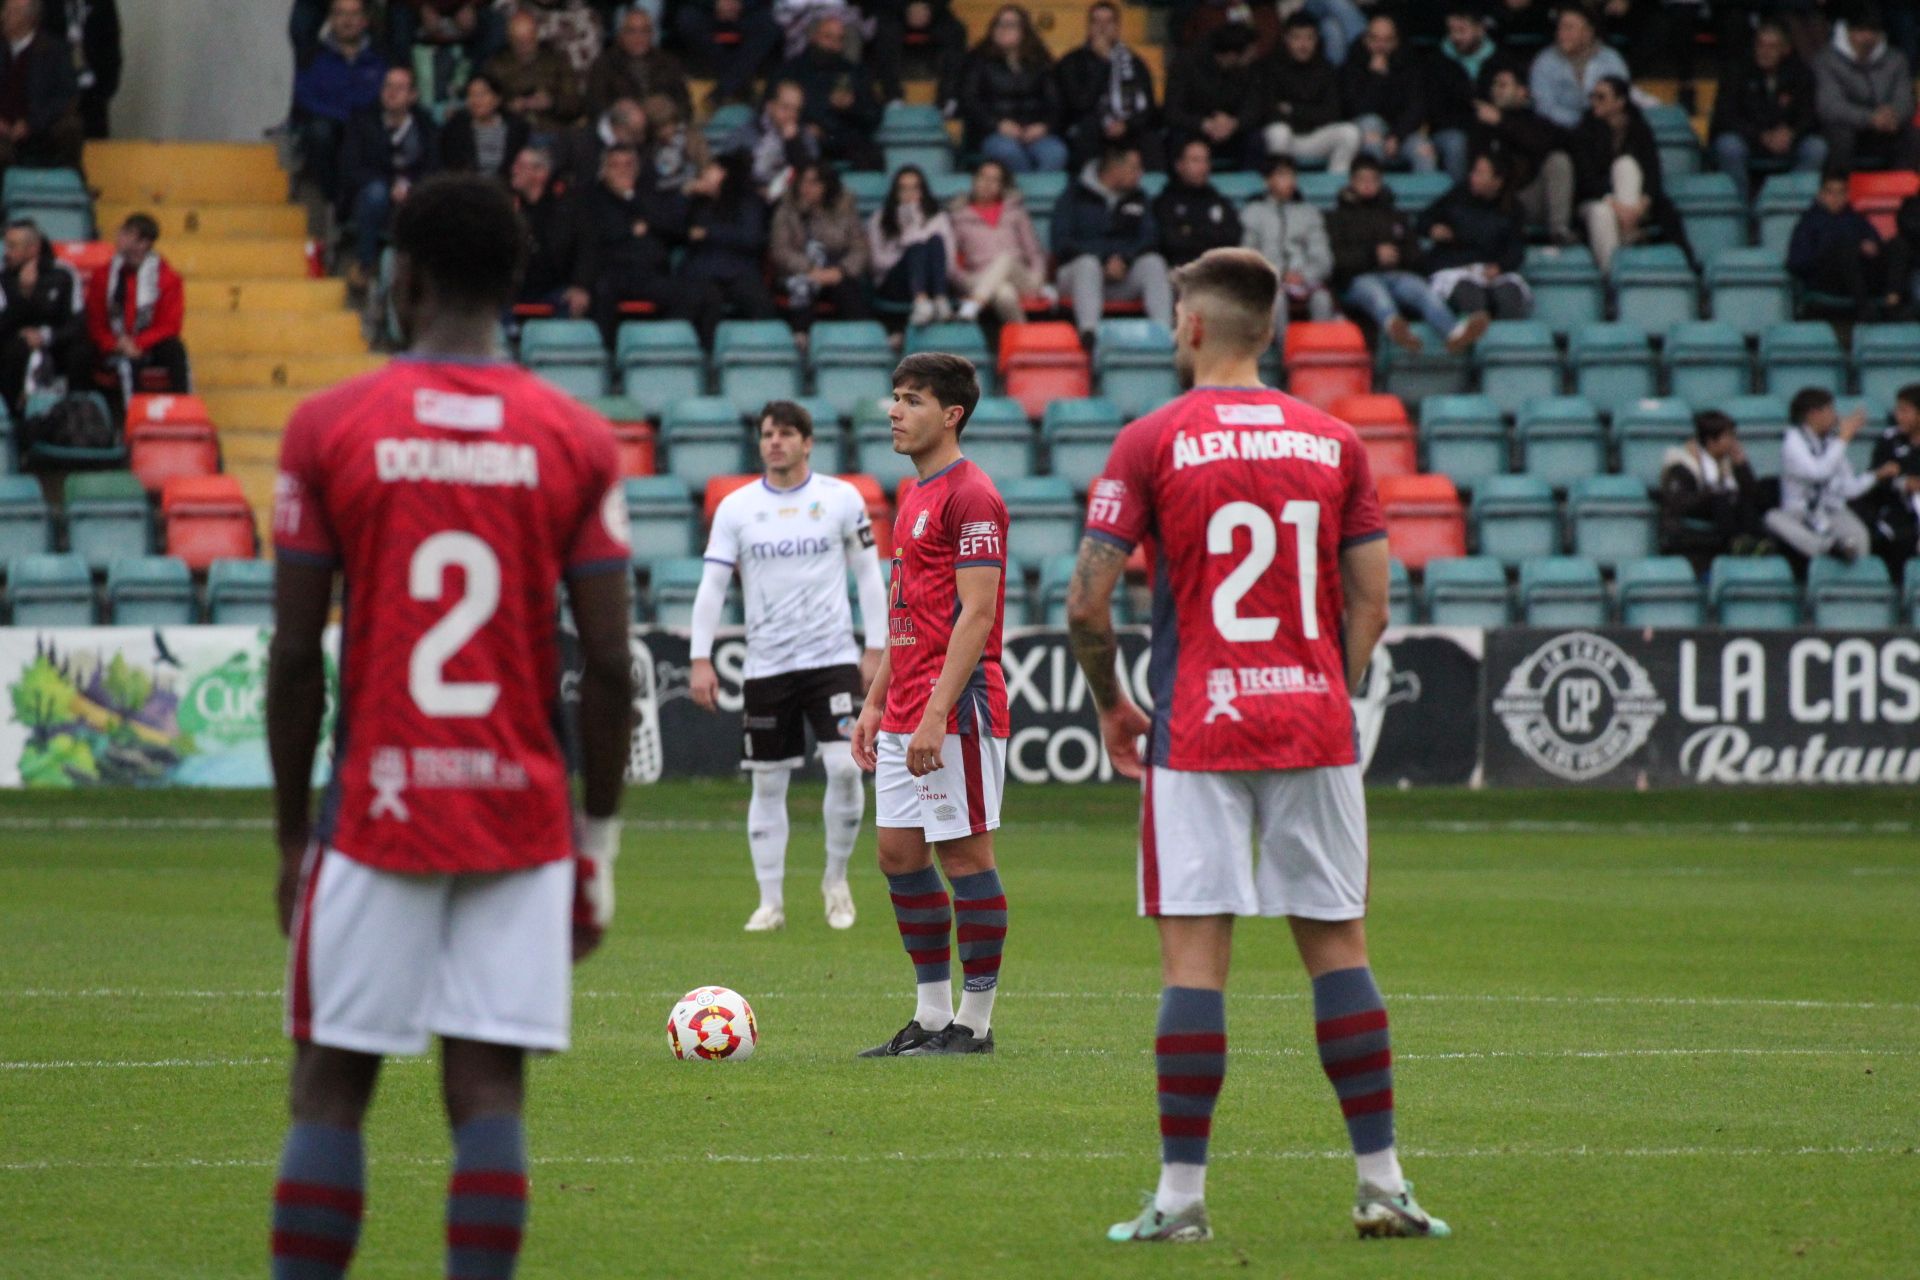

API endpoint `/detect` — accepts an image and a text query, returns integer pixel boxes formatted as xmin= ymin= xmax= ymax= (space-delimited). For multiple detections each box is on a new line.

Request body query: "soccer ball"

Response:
xmin=666 ymin=986 xmax=758 ymax=1061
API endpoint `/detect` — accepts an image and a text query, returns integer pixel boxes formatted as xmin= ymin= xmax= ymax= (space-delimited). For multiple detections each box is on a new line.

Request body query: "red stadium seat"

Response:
xmin=1378 ymin=474 xmax=1466 ymax=571
xmin=1329 ymin=393 xmax=1409 ymax=427
xmin=835 ymin=473 xmax=893 ymax=559
xmin=998 ymin=321 xmax=1083 ymax=368
xmin=162 ymin=474 xmax=256 ymax=570
xmin=1283 ymin=320 xmax=1369 ymax=359
xmin=610 ymin=423 xmax=656 ymax=477
xmin=1284 ymin=320 xmax=1372 ymax=411
xmin=126 ymin=393 xmax=213 ymax=426
xmin=128 ymin=421 xmax=220 ymax=494
xmin=1849 ymin=171 xmax=1920 ymax=240
xmin=702 ymin=473 xmax=758 ymax=524
xmin=53 ymin=240 xmax=112 ymax=288
xmin=1000 ymin=322 xmax=1091 ymax=419
xmin=1356 ymin=423 xmax=1418 ymax=479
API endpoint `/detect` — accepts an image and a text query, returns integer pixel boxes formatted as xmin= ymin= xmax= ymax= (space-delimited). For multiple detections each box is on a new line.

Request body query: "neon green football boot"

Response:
xmin=1353 ymin=1180 xmax=1450 ymax=1239
xmin=1107 ymin=1194 xmax=1213 ymax=1243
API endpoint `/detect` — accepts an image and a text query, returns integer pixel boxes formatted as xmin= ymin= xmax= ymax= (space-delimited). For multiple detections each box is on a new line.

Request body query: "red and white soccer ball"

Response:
xmin=666 ymin=986 xmax=758 ymax=1061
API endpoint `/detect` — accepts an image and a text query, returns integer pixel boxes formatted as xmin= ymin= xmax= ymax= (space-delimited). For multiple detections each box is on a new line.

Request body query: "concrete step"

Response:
xmin=187 ymin=277 xmax=347 ymax=314
xmin=192 ymin=352 xmax=385 ymax=390
xmin=98 ymin=201 xmax=308 ymax=240
xmin=184 ymin=309 xmax=364 ymax=357
xmin=85 ymin=140 xmax=286 ymax=205
xmin=220 ymin=428 xmax=287 ymax=467
xmin=202 ymin=390 xmax=308 ymax=432
xmin=167 ymin=239 xmax=310 ymax=280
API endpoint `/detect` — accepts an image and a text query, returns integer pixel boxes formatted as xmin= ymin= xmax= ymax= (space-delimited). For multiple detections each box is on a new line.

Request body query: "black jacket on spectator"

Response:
xmin=1339 ymin=44 xmax=1427 ymax=138
xmin=43 ymin=0 xmax=119 ymax=136
xmin=1468 ymin=103 xmax=1566 ymax=191
xmin=0 ymin=29 xmax=77 ymax=135
xmin=1051 ymin=165 xmax=1157 ymax=263
xmin=1326 ymin=186 xmax=1419 ymax=289
xmin=1858 ymin=425 xmax=1920 ymax=556
xmin=682 ymin=185 xmax=769 ymax=284
xmin=1418 ymin=186 xmax=1525 ymax=273
xmin=1251 ymin=49 xmax=1344 ymax=134
xmin=1708 ymin=50 xmax=1817 ymax=146
xmin=515 ymin=186 xmax=584 ymax=301
xmin=574 ymin=175 xmax=687 ymax=287
xmin=1152 ymin=177 xmax=1241 ymax=268
xmin=1425 ymin=45 xmax=1511 ymax=135
xmin=956 ymin=51 xmax=1060 ymax=148
xmin=1883 ymin=193 xmax=1920 ymax=299
xmin=1659 ymin=446 xmax=1762 ymax=576
xmin=1057 ymin=44 xmax=1157 ymax=160
xmin=341 ymin=103 xmax=442 ymax=195
xmin=1164 ymin=46 xmax=1257 ymax=142
xmin=440 ymin=109 xmax=531 ymax=179
xmin=1568 ymin=110 xmax=1663 ymax=205
xmin=1786 ymin=201 xmax=1880 ymax=280
xmin=0 ymin=240 xmax=80 ymax=346
xmin=774 ymin=46 xmax=883 ymax=158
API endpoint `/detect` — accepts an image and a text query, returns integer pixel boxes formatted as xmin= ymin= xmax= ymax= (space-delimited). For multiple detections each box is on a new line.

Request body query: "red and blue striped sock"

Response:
xmin=1154 ymin=985 xmax=1226 ymax=1213
xmin=1312 ymin=966 xmax=1401 ymax=1187
xmin=950 ymin=867 xmax=1006 ymax=1033
xmin=887 ymin=866 xmax=954 ymax=1028
xmin=271 ymin=1123 xmax=364 ymax=1279
xmin=446 ymin=1113 xmax=529 ymax=1280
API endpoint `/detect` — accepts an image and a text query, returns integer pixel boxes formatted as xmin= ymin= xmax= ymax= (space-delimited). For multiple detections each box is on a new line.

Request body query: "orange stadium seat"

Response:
xmin=702 ymin=473 xmax=759 ymax=524
xmin=1283 ymin=320 xmax=1372 ymax=410
xmin=161 ymin=474 xmax=256 ymax=570
xmin=1330 ymin=393 xmax=1416 ymax=477
xmin=128 ymin=421 xmax=220 ymax=494
xmin=1849 ymin=170 xmax=1920 ymax=239
xmin=1378 ymin=473 xmax=1466 ymax=571
xmin=53 ymin=239 xmax=112 ymax=287
xmin=999 ymin=322 xmax=1090 ymax=419
xmin=1329 ymin=393 xmax=1409 ymax=426
xmin=127 ymin=393 xmax=213 ymax=426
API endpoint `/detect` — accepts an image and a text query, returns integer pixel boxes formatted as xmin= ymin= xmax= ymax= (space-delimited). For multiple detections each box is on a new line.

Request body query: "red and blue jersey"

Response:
xmin=274 ymin=357 xmax=630 ymax=875
xmin=1084 ymin=387 xmax=1385 ymax=772
xmin=882 ymin=457 xmax=1011 ymax=738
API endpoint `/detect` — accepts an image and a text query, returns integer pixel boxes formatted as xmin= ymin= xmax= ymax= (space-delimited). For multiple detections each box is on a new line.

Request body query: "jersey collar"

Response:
xmin=761 ymin=470 xmax=813 ymax=495
xmin=917 ymin=456 xmax=966 ymax=485
xmin=393 ymin=352 xmax=515 ymax=367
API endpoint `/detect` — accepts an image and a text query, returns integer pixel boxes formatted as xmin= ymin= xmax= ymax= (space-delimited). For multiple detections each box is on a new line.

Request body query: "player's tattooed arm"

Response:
xmin=1065 ymin=536 xmax=1130 ymax=712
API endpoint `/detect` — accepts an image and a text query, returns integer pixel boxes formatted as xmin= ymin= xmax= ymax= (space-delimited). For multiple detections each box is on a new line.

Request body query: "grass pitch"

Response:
xmin=3 ymin=782 xmax=1917 ymax=1278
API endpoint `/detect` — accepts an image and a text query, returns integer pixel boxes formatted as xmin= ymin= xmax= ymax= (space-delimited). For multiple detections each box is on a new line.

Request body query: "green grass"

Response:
xmin=3 ymin=783 xmax=1917 ymax=1278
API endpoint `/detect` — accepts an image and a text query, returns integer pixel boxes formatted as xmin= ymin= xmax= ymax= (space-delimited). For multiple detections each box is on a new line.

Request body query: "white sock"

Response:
xmin=1155 ymin=1162 xmax=1207 ymax=1214
xmin=817 ymin=742 xmax=862 ymax=888
xmin=914 ymin=980 xmax=953 ymax=1030
xmin=748 ymin=768 xmax=790 ymax=911
xmin=955 ymin=984 xmax=996 ymax=1035
xmin=1355 ymin=1146 xmax=1404 ymax=1195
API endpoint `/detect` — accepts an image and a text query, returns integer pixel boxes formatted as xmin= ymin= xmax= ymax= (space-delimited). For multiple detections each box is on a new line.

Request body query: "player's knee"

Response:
xmin=288 ymin=1045 xmax=379 ymax=1127
xmin=750 ymin=767 xmax=791 ymax=803
xmin=819 ymin=743 xmax=860 ymax=787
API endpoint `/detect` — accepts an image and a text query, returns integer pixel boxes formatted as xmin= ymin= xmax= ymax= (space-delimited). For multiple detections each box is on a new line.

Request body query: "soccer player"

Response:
xmin=848 ymin=353 xmax=1011 ymax=1057
xmin=688 ymin=399 xmax=889 ymax=932
xmin=265 ymin=173 xmax=634 ymax=1280
xmin=1065 ymin=247 xmax=1448 ymax=1242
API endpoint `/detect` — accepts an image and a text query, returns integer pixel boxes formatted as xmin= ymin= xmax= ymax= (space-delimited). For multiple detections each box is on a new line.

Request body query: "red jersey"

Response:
xmin=882 ymin=457 xmax=1011 ymax=738
xmin=1084 ymin=387 xmax=1385 ymax=772
xmin=273 ymin=357 xmax=630 ymax=874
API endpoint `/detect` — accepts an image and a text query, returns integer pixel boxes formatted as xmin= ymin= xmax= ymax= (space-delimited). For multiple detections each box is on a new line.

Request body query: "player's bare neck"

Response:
xmin=1191 ymin=356 xmax=1266 ymax=391
xmin=911 ymin=438 xmax=964 ymax=480
xmin=407 ymin=308 xmax=503 ymax=362
xmin=765 ymin=465 xmax=810 ymax=491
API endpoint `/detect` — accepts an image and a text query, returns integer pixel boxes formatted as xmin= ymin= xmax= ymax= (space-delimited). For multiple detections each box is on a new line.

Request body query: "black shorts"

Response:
xmin=741 ymin=664 xmax=863 ymax=769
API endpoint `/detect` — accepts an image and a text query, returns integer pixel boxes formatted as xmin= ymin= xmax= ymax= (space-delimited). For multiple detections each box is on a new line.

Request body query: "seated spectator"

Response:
xmin=389 ymin=0 xmax=498 ymax=108
xmin=1570 ymin=74 xmax=1661 ymax=272
xmin=770 ymin=160 xmax=872 ymax=327
xmin=1814 ymin=6 xmax=1919 ymax=173
xmin=1181 ymin=0 xmax=1281 ymax=65
xmin=1051 ymin=143 xmax=1171 ymax=342
xmin=46 ymin=0 xmax=120 ymax=140
xmin=1708 ymin=19 xmax=1824 ymax=209
xmin=1425 ymin=3 xmax=1502 ymax=182
xmin=0 ymin=0 xmax=79 ymax=173
xmin=643 ymin=93 xmax=708 ymax=195
xmin=73 ymin=213 xmax=187 ymax=406
xmin=484 ymin=8 xmax=584 ymax=135
xmin=675 ymin=0 xmax=782 ymax=107
xmin=586 ymin=8 xmax=688 ymax=118
xmin=1765 ymin=388 xmax=1889 ymax=564
xmin=869 ymin=165 xmax=957 ymax=326
xmin=1240 ymin=155 xmax=1335 ymax=341
xmin=0 ymin=217 xmax=79 ymax=411
xmin=1787 ymin=171 xmax=1892 ymax=319
xmin=958 ymin=5 xmax=1068 ymax=175
xmin=578 ymin=143 xmax=722 ymax=344
xmin=341 ymin=66 xmax=440 ymax=290
xmin=1154 ymin=139 xmax=1241 ymax=269
xmin=1056 ymin=1 xmax=1161 ymax=170
xmin=1472 ymin=63 xmax=1574 ymax=244
xmin=1341 ymin=12 xmax=1438 ymax=174
xmin=1658 ymin=410 xmax=1768 ymax=577
xmin=776 ymin=15 xmax=883 ymax=172
xmin=948 ymin=159 xmax=1049 ymax=325
xmin=1163 ymin=24 xmax=1260 ymax=171
xmin=682 ymin=151 xmax=777 ymax=322
xmin=559 ymin=94 xmax=648 ymax=190
xmin=1528 ymin=4 xmax=1628 ymax=131
xmin=1252 ymin=15 xmax=1361 ymax=174
xmin=1856 ymin=383 xmax=1920 ymax=573
xmin=1419 ymin=153 xmax=1530 ymax=322
xmin=507 ymin=144 xmax=587 ymax=319
xmin=522 ymin=0 xmax=602 ymax=75
xmin=1327 ymin=156 xmax=1478 ymax=353
xmin=293 ymin=0 xmax=386 ymax=203
xmin=1883 ymin=188 xmax=1920 ymax=315
xmin=866 ymin=0 xmax=968 ymax=105
xmin=440 ymin=72 xmax=529 ymax=180
xmin=772 ymin=0 xmax=865 ymax=63
xmin=732 ymin=78 xmax=817 ymax=200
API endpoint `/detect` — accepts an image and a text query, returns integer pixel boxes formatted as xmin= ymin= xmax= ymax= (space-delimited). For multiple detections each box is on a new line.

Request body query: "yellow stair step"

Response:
xmin=220 ymin=429 xmax=289 ymax=468
xmin=193 ymin=353 xmax=385 ymax=390
xmin=167 ymin=239 xmax=310 ymax=280
xmin=85 ymin=140 xmax=286 ymax=206
xmin=202 ymin=390 xmax=310 ymax=432
xmin=98 ymin=201 xmax=308 ymax=240
xmin=185 ymin=309 xmax=364 ymax=357
xmin=187 ymin=278 xmax=346 ymax=314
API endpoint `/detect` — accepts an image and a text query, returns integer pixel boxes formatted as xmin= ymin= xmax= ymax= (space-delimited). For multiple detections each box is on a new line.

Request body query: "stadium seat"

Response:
xmin=877 ymin=102 xmax=952 ymax=177
xmin=1282 ymin=320 xmax=1371 ymax=410
xmin=835 ymin=473 xmax=892 ymax=556
xmin=1517 ymin=396 xmax=1605 ymax=489
xmin=1852 ymin=324 xmax=1920 ymax=409
xmin=1001 ymin=476 xmax=1081 ymax=570
xmin=519 ymin=318 xmax=609 ymax=400
xmin=955 ymin=397 xmax=1037 ymax=482
xmin=660 ymin=397 xmax=749 ymax=487
xmin=1724 ymin=395 xmax=1791 ymax=476
xmin=807 ymin=321 xmax=893 ymax=418
xmin=1807 ymin=557 xmax=1896 ymax=629
xmin=105 ymin=555 xmax=194 ymax=626
xmin=0 ymin=473 xmax=53 ymax=561
xmin=1907 ymin=559 xmax=1920 ymax=626
xmin=1211 ymin=171 xmax=1266 ymax=204
xmin=851 ymin=399 xmax=915 ymax=491
xmin=1418 ymin=394 xmax=1508 ymax=489
xmin=1569 ymin=474 xmax=1656 ymax=569
xmin=701 ymin=473 xmax=758 ymax=526
xmin=623 ymin=475 xmax=698 ymax=564
xmin=1524 ymin=244 xmax=1605 ymax=334
xmin=1612 ymin=399 xmax=1695 ymax=488
xmin=648 ymin=556 xmax=709 ymax=628
xmin=1848 ymin=170 xmax=1920 ymax=240
xmin=206 ymin=557 xmax=275 ymax=626
xmin=1094 ymin=319 xmax=1178 ymax=419
xmin=1706 ymin=247 xmax=1793 ymax=337
xmin=907 ymin=321 xmax=996 ymax=394
xmin=17 ymin=203 xmax=91 ymax=241
xmin=3 ymin=166 xmax=85 ymax=205
xmin=1384 ymin=171 xmax=1451 ymax=208
xmin=706 ymin=102 xmax=752 ymax=136
xmin=1378 ymin=473 xmax=1466 ymax=570
xmin=1298 ymin=170 xmax=1344 ymax=209
xmin=1033 ymin=553 xmax=1128 ymax=625
xmin=589 ymin=398 xmax=659 ymax=477
xmin=1475 ymin=320 xmax=1562 ymax=418
xmin=778 ymin=397 xmax=846 ymax=472
xmin=1664 ymin=322 xmax=1750 ymax=406
xmin=5 ymin=551 xmax=92 ymax=625
xmin=1422 ymin=555 xmax=1511 ymax=627
xmin=1332 ymin=394 xmax=1417 ymax=478
xmin=64 ymin=471 xmax=152 ymax=572
xmin=22 ymin=390 xmax=122 ymax=470
xmin=127 ymin=420 xmax=220 ymax=494
xmin=125 ymin=393 xmax=213 ymax=426
xmin=1669 ymin=172 xmax=1747 ymax=265
xmin=999 ymin=322 xmax=1090 ymax=420
xmin=1387 ymin=557 xmax=1414 ymax=626
xmin=1042 ymin=397 xmax=1123 ymax=490
xmin=1568 ymin=325 xmax=1655 ymax=418
xmin=714 ymin=320 xmax=801 ymax=415
xmin=1377 ymin=323 xmax=1471 ymax=402
xmin=1471 ymin=473 xmax=1559 ymax=566
xmin=1759 ymin=322 xmax=1845 ymax=397
xmin=1756 ymin=171 xmax=1821 ymax=256
xmin=1617 ymin=556 xmax=1704 ymax=626
xmin=1645 ymin=102 xmax=1700 ymax=176
xmin=159 ymin=475 xmax=253 ymax=571
xmin=844 ymin=170 xmax=890 ymax=217
xmin=615 ymin=321 xmax=706 ymax=407
xmin=1610 ymin=244 xmax=1698 ymax=333
xmin=1710 ymin=555 xmax=1799 ymax=627
xmin=1520 ymin=556 xmax=1606 ymax=626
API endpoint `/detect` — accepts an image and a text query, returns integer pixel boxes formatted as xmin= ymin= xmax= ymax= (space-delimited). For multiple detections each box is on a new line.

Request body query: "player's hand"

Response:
xmin=1840 ymin=408 xmax=1869 ymax=442
xmin=859 ymin=648 xmax=882 ymax=695
xmin=689 ymin=657 xmax=720 ymax=711
xmin=850 ymin=703 xmax=883 ymax=771
xmin=906 ymin=713 xmax=945 ymax=777
xmin=275 ymin=833 xmax=308 ymax=937
xmin=1098 ymin=698 xmax=1152 ymax=780
xmin=572 ymin=817 xmax=621 ymax=962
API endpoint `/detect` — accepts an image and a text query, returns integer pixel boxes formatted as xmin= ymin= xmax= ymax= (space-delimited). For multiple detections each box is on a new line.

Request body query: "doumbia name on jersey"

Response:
xmin=375 ymin=438 xmax=540 ymax=488
xmin=1172 ymin=426 xmax=1342 ymax=471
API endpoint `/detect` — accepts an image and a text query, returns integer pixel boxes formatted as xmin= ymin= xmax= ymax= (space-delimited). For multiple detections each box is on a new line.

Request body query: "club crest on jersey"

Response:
xmin=808 ymin=501 xmax=825 ymax=520
xmin=1204 ymin=670 xmax=1244 ymax=723
xmin=368 ymin=747 xmax=411 ymax=821
xmin=912 ymin=510 xmax=930 ymax=538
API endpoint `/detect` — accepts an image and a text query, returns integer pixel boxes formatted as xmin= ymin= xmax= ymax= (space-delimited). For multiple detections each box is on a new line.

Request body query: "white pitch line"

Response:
xmin=0 ymin=1056 xmax=277 ymax=1071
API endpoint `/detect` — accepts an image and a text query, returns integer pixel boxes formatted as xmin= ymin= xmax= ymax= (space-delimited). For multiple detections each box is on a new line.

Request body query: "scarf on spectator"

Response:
xmin=971 ymin=200 xmax=1004 ymax=229
xmin=106 ymin=253 xmax=161 ymax=340
xmin=1106 ymin=42 xmax=1143 ymax=120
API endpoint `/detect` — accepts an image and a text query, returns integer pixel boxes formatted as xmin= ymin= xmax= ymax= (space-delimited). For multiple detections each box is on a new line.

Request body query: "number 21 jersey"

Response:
xmin=274 ymin=358 xmax=630 ymax=875
xmin=1083 ymin=387 xmax=1385 ymax=772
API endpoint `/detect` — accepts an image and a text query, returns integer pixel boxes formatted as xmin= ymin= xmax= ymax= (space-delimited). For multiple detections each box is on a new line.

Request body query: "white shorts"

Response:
xmin=285 ymin=848 xmax=574 ymax=1056
xmin=1141 ymin=764 xmax=1368 ymax=920
xmin=874 ymin=731 xmax=1006 ymax=842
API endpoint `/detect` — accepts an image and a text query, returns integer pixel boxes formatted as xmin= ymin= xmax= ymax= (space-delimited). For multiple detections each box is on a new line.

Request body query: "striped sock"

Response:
xmin=886 ymin=866 xmax=953 ymax=1028
xmin=446 ymin=1113 xmax=529 ymax=1280
xmin=1312 ymin=966 xmax=1402 ymax=1192
xmin=271 ymin=1123 xmax=364 ymax=1279
xmin=950 ymin=867 xmax=1006 ymax=1033
xmin=1154 ymin=985 xmax=1226 ymax=1214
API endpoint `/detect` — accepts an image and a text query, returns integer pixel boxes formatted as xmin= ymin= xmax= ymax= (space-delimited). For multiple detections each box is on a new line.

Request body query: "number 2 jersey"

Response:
xmin=273 ymin=357 xmax=631 ymax=875
xmin=1084 ymin=387 xmax=1385 ymax=772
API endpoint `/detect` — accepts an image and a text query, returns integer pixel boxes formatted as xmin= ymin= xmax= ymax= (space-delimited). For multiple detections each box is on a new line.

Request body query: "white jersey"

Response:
xmin=703 ymin=473 xmax=876 ymax=679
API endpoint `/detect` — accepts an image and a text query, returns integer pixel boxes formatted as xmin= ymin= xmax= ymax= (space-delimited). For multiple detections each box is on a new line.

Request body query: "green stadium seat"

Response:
xmin=1094 ymin=319 xmax=1178 ymax=419
xmin=1042 ymin=396 xmax=1123 ymax=490
xmin=63 ymin=471 xmax=151 ymax=572
xmin=1710 ymin=555 xmax=1799 ymax=627
xmin=1645 ymin=103 xmax=1700 ymax=176
xmin=877 ymin=102 xmax=946 ymax=144
xmin=1610 ymin=244 xmax=1698 ymax=333
xmin=206 ymin=557 xmax=275 ymax=626
xmin=1388 ymin=557 xmax=1414 ymax=626
xmin=623 ymin=475 xmax=698 ymax=565
xmin=14 ymin=203 xmax=90 ymax=241
xmin=844 ymin=170 xmax=890 ymax=217
xmin=660 ymin=397 xmax=749 ymax=487
xmin=1031 ymin=552 xmax=1128 ymax=625
xmin=784 ymin=397 xmax=849 ymax=473
xmin=1759 ymin=322 xmax=1845 ymax=398
xmin=1423 ymin=555 xmax=1511 ymax=627
xmin=883 ymin=141 xmax=953 ymax=176
xmin=706 ymin=103 xmax=752 ymax=136
xmin=852 ymin=400 xmax=914 ymax=490
xmin=1297 ymin=171 xmax=1343 ymax=209
xmin=1669 ymin=172 xmax=1747 ymax=264
xmin=1378 ymin=322 xmax=1472 ymax=403
xmin=105 ymin=555 xmax=194 ymax=626
xmin=808 ymin=320 xmax=893 ymax=418
xmin=648 ymin=556 xmax=709 ymax=628
xmin=958 ymin=397 xmax=1039 ymax=482
xmin=1906 ymin=559 xmax=1920 ymax=626
xmin=1755 ymin=171 xmax=1821 ymax=257
xmin=1724 ymin=395 xmax=1791 ymax=476
xmin=616 ymin=320 xmax=706 ymax=407
xmin=1384 ymin=172 xmax=1451 ymax=207
xmin=906 ymin=321 xmax=996 ymax=393
xmin=1663 ymin=321 xmax=1749 ymax=406
xmin=1471 ymin=473 xmax=1559 ymax=566
xmin=1520 ymin=556 xmax=1606 ymax=626
xmin=3 ymin=167 xmax=86 ymax=204
xmin=1418 ymin=394 xmax=1508 ymax=489
xmin=1568 ymin=474 xmax=1656 ymax=569
xmin=6 ymin=551 xmax=92 ymax=625
xmin=1001 ymin=476 xmax=1080 ymax=570
xmin=1807 ymin=557 xmax=1896 ymax=629
xmin=1617 ymin=556 xmax=1704 ymax=627
xmin=519 ymin=318 xmax=609 ymax=399
xmin=1852 ymin=324 xmax=1920 ymax=409
xmin=0 ymin=473 xmax=53 ymax=562
xmin=1706 ymin=247 xmax=1792 ymax=337
xmin=714 ymin=320 xmax=801 ymax=415
xmin=1524 ymin=244 xmax=1604 ymax=335
xmin=1020 ymin=171 xmax=1068 ymax=205
xmin=1568 ymin=325 xmax=1655 ymax=418
xmin=23 ymin=390 xmax=123 ymax=470
xmin=1475 ymin=320 xmax=1561 ymax=418
xmin=1516 ymin=396 xmax=1605 ymax=488
xmin=1613 ymin=399 xmax=1695 ymax=488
